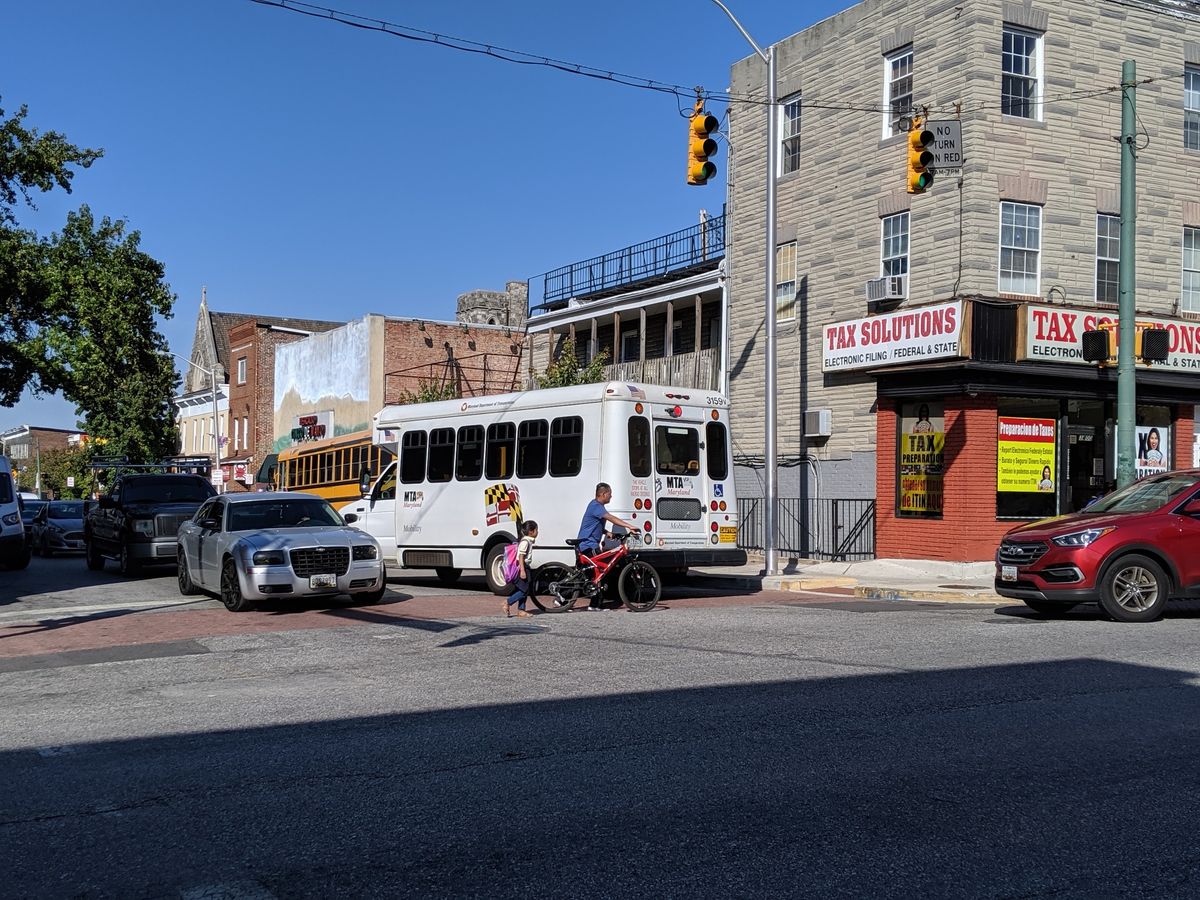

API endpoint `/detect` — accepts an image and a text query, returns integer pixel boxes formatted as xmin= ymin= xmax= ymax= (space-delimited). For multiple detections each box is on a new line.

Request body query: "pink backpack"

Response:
xmin=502 ymin=542 xmax=521 ymax=583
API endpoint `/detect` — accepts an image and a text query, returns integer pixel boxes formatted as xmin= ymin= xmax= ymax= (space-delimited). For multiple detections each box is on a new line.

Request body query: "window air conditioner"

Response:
xmin=804 ymin=408 xmax=833 ymax=438
xmin=865 ymin=275 xmax=907 ymax=303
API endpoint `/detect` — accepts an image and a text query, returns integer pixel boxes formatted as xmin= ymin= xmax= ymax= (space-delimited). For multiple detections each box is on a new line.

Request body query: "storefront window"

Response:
xmin=897 ymin=401 xmax=944 ymax=517
xmin=997 ymin=398 xmax=1058 ymax=519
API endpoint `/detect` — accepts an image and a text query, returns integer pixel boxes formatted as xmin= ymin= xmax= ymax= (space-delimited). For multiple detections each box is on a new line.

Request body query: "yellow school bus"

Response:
xmin=277 ymin=429 xmax=395 ymax=508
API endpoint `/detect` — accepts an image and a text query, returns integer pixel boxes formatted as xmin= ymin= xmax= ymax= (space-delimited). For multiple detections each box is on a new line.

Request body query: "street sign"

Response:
xmin=925 ymin=120 xmax=963 ymax=176
xmin=67 ymin=476 xmax=75 ymax=487
xmin=210 ymin=470 xmax=223 ymax=487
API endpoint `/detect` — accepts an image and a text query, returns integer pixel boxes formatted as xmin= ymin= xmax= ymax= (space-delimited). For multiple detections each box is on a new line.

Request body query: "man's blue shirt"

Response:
xmin=577 ymin=498 xmax=607 ymax=548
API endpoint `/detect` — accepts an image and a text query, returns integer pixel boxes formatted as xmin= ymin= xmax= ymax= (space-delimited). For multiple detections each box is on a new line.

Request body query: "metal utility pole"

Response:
xmin=1116 ymin=59 xmax=1138 ymax=489
xmin=710 ymin=0 xmax=780 ymax=575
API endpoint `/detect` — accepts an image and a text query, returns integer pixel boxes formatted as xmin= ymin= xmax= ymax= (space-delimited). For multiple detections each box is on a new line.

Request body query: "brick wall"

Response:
xmin=383 ymin=320 xmax=523 ymax=405
xmin=1174 ymin=404 xmax=1195 ymax=468
xmin=876 ymin=395 xmax=1011 ymax=561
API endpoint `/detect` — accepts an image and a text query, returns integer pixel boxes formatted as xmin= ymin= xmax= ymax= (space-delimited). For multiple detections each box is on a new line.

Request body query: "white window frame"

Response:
xmin=232 ymin=418 xmax=240 ymax=453
xmin=243 ymin=416 xmax=249 ymax=451
xmin=998 ymin=202 xmax=1042 ymax=296
xmin=882 ymin=47 xmax=914 ymax=139
xmin=1186 ymin=65 xmax=1200 ymax=152
xmin=881 ymin=212 xmax=910 ymax=281
xmin=779 ymin=94 xmax=802 ymax=176
xmin=1095 ymin=214 xmax=1120 ymax=306
xmin=236 ymin=357 xmax=247 ymax=385
xmin=1184 ymin=226 xmax=1200 ymax=314
xmin=775 ymin=241 xmax=797 ymax=321
xmin=620 ymin=329 xmax=640 ymax=363
xmin=1001 ymin=25 xmax=1043 ymax=121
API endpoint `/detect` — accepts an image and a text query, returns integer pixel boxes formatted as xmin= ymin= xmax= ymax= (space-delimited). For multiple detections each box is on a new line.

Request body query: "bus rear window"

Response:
xmin=655 ymin=426 xmax=699 ymax=476
xmin=628 ymin=417 xmax=651 ymax=478
xmin=486 ymin=423 xmax=515 ymax=480
xmin=517 ymin=419 xmax=549 ymax=479
xmin=706 ymin=422 xmax=729 ymax=481
xmin=549 ymin=416 xmax=583 ymax=477
xmin=427 ymin=428 xmax=455 ymax=483
xmin=400 ymin=431 xmax=427 ymax=484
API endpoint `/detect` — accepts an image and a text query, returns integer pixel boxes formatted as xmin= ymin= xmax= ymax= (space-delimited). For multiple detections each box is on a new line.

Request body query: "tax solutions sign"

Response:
xmin=1022 ymin=304 xmax=1200 ymax=371
xmin=822 ymin=300 xmax=966 ymax=373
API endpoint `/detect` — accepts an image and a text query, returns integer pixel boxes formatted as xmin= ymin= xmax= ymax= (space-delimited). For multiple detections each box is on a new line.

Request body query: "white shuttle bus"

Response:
xmin=344 ymin=382 xmax=746 ymax=593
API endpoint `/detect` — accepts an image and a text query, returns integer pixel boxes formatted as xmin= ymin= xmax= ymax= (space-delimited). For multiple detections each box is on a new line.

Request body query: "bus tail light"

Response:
xmin=634 ymin=498 xmax=643 ymax=510
xmin=710 ymin=522 xmax=719 ymax=533
xmin=719 ymin=500 xmax=727 ymax=511
xmin=643 ymin=520 xmax=652 ymax=532
xmin=710 ymin=500 xmax=718 ymax=511
xmin=644 ymin=499 xmax=652 ymax=512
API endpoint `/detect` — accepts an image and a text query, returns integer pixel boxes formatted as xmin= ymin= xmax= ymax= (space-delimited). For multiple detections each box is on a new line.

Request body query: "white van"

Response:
xmin=344 ymin=381 xmax=746 ymax=592
xmin=0 ymin=458 xmax=32 ymax=570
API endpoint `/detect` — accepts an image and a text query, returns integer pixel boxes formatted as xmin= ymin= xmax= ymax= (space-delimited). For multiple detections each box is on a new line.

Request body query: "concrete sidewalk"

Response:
xmin=690 ymin=555 xmax=1001 ymax=603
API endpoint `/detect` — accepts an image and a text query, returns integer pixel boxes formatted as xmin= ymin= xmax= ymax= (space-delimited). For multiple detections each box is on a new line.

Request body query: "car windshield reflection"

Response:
xmin=48 ymin=501 xmax=84 ymax=519
xmin=1086 ymin=473 xmax=1198 ymax=515
xmin=226 ymin=499 xmax=343 ymax=532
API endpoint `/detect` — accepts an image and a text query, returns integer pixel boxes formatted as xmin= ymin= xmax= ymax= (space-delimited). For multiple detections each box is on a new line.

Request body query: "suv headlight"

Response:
xmin=252 ymin=550 xmax=286 ymax=566
xmin=132 ymin=519 xmax=155 ymax=536
xmin=1051 ymin=527 xmax=1115 ymax=547
xmin=352 ymin=544 xmax=378 ymax=561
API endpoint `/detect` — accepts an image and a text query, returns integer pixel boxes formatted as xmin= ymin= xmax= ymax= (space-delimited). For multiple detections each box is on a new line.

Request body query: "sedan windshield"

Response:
xmin=1086 ymin=473 xmax=1199 ymax=515
xmin=48 ymin=501 xmax=84 ymax=519
xmin=226 ymin=498 xmax=343 ymax=532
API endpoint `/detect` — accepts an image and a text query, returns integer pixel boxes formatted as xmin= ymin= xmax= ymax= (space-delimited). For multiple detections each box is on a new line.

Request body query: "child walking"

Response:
xmin=506 ymin=520 xmax=538 ymax=618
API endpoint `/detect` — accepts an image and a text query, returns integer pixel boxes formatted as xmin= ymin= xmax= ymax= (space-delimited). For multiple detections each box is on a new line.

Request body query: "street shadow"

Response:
xmin=437 ymin=622 xmax=546 ymax=647
xmin=0 ymin=599 xmax=214 ymax=640
xmin=6 ymin=658 xmax=1200 ymax=898
xmin=993 ymin=600 xmax=1200 ymax=621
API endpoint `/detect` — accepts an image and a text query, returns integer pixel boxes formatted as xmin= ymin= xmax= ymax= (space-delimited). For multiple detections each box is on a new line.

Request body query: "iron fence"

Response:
xmin=737 ymin=498 xmax=876 ymax=560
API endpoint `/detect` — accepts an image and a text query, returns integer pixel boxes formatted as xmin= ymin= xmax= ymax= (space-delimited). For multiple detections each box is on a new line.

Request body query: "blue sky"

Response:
xmin=2 ymin=0 xmax=847 ymax=431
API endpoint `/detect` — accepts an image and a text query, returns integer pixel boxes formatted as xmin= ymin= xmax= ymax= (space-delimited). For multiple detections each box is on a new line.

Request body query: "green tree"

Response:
xmin=36 ymin=445 xmax=94 ymax=499
xmin=399 ymin=378 xmax=460 ymax=405
xmin=0 ymin=100 xmax=178 ymax=460
xmin=535 ymin=337 xmax=610 ymax=389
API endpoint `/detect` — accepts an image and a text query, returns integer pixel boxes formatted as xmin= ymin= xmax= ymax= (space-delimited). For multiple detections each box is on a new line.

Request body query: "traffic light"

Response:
xmin=1082 ymin=324 xmax=1172 ymax=365
xmin=687 ymin=100 xmax=719 ymax=186
xmin=907 ymin=117 xmax=935 ymax=194
xmin=1081 ymin=328 xmax=1115 ymax=364
xmin=1138 ymin=326 xmax=1170 ymax=363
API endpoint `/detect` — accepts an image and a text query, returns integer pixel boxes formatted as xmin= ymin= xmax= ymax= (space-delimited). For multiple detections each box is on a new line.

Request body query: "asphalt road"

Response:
xmin=3 ymin=559 xmax=1200 ymax=898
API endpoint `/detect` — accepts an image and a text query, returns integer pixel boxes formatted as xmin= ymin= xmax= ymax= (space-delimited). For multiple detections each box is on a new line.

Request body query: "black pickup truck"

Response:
xmin=85 ymin=473 xmax=216 ymax=575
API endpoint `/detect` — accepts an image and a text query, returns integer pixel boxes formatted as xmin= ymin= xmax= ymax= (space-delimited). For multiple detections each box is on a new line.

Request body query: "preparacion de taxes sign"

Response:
xmin=1021 ymin=304 xmax=1200 ymax=371
xmin=823 ymin=300 xmax=966 ymax=373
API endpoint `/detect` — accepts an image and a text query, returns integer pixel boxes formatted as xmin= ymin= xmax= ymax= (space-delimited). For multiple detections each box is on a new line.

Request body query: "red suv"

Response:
xmin=995 ymin=470 xmax=1200 ymax=622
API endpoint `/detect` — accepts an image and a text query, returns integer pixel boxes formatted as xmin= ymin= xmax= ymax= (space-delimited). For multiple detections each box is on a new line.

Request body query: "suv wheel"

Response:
xmin=1098 ymin=554 xmax=1168 ymax=623
xmin=118 ymin=542 xmax=140 ymax=577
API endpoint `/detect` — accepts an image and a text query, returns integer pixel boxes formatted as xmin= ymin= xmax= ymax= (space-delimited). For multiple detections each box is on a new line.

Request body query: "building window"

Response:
xmin=1002 ymin=26 xmax=1042 ymax=120
xmin=232 ymin=418 xmax=239 ymax=453
xmin=883 ymin=47 xmax=913 ymax=137
xmin=775 ymin=241 xmax=797 ymax=321
xmin=1186 ymin=66 xmax=1200 ymax=151
xmin=1185 ymin=227 xmax=1200 ymax=314
xmin=1096 ymin=214 xmax=1120 ymax=306
xmin=780 ymin=94 xmax=802 ymax=176
xmin=242 ymin=416 xmax=249 ymax=451
xmin=236 ymin=357 xmax=247 ymax=385
xmin=881 ymin=212 xmax=910 ymax=279
xmin=620 ymin=330 xmax=640 ymax=363
xmin=999 ymin=202 xmax=1041 ymax=296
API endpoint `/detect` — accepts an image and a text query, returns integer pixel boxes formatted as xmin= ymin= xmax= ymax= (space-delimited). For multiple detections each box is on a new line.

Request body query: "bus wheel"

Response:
xmin=484 ymin=544 xmax=513 ymax=595
xmin=435 ymin=567 xmax=462 ymax=586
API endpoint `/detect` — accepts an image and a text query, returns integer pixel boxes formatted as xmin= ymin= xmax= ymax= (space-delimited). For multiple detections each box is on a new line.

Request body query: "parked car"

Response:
xmin=19 ymin=499 xmax=47 ymax=547
xmin=995 ymin=470 xmax=1200 ymax=622
xmin=0 ymin=458 xmax=30 ymax=570
xmin=176 ymin=492 xmax=386 ymax=612
xmin=85 ymin=473 xmax=216 ymax=575
xmin=31 ymin=500 xmax=86 ymax=556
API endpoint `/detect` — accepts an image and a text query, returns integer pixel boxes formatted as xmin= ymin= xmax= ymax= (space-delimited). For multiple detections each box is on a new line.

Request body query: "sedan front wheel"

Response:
xmin=220 ymin=558 xmax=254 ymax=612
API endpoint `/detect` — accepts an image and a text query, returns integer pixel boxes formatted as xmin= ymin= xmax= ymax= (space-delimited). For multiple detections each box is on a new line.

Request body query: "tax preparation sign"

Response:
xmin=1022 ymin=304 xmax=1200 ymax=371
xmin=822 ymin=301 xmax=965 ymax=373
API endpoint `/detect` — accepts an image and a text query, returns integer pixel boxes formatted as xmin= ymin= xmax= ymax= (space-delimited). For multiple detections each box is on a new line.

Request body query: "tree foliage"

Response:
xmin=35 ymin=445 xmax=94 ymax=499
xmin=534 ymin=337 xmax=610 ymax=389
xmin=398 ymin=379 xmax=460 ymax=405
xmin=0 ymin=100 xmax=178 ymax=461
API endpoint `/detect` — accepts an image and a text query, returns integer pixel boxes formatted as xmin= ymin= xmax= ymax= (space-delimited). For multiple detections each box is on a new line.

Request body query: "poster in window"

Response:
xmin=997 ymin=417 xmax=1056 ymax=492
xmin=898 ymin=402 xmax=944 ymax=516
xmin=1111 ymin=424 xmax=1171 ymax=481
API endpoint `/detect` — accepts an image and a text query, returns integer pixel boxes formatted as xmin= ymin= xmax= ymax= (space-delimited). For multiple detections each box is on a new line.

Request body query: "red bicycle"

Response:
xmin=530 ymin=533 xmax=662 ymax=613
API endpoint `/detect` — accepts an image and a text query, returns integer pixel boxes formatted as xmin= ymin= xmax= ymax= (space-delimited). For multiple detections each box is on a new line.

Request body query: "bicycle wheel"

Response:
xmin=529 ymin=563 xmax=579 ymax=612
xmin=618 ymin=560 xmax=661 ymax=612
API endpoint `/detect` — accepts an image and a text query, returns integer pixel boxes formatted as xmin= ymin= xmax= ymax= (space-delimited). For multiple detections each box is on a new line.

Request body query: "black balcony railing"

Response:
xmin=534 ymin=213 xmax=725 ymax=313
xmin=737 ymin=498 xmax=876 ymax=560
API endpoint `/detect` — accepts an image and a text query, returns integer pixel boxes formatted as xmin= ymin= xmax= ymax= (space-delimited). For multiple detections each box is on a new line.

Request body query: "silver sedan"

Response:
xmin=176 ymin=492 xmax=386 ymax=612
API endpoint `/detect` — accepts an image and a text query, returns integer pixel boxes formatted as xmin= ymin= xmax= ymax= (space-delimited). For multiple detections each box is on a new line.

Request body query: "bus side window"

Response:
xmin=516 ymin=419 xmax=549 ymax=479
xmin=486 ymin=422 xmax=515 ymax=480
xmin=706 ymin=422 xmax=729 ymax=481
xmin=549 ymin=416 xmax=583 ymax=477
xmin=456 ymin=425 xmax=484 ymax=481
xmin=628 ymin=417 xmax=651 ymax=477
xmin=401 ymin=431 xmax=428 ymax=484
xmin=428 ymin=428 xmax=455 ymax=483
xmin=373 ymin=463 xmax=397 ymax=501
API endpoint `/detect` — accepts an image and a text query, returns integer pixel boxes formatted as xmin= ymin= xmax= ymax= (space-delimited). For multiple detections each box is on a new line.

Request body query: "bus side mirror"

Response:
xmin=359 ymin=469 xmax=373 ymax=497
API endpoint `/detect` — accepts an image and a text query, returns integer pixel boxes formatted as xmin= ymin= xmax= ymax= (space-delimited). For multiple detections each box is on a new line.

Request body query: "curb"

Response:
xmin=854 ymin=585 xmax=1002 ymax=604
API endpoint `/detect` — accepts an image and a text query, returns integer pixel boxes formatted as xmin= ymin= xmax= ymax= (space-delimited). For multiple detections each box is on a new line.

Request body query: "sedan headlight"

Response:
xmin=352 ymin=544 xmax=378 ymax=561
xmin=132 ymin=519 xmax=155 ymax=536
xmin=1051 ymin=527 xmax=1115 ymax=547
xmin=253 ymin=550 xmax=286 ymax=566
xmin=48 ymin=524 xmax=63 ymax=534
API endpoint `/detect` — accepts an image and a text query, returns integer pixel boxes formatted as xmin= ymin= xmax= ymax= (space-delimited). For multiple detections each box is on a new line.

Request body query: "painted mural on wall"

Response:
xmin=273 ymin=318 xmax=372 ymax=452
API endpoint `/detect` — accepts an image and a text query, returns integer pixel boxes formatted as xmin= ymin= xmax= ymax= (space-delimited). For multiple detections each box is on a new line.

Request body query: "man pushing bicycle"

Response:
xmin=576 ymin=482 xmax=638 ymax=610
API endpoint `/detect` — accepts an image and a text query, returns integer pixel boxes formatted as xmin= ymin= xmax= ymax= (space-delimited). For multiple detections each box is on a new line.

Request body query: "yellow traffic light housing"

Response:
xmin=907 ymin=118 xmax=935 ymax=194
xmin=687 ymin=101 xmax=719 ymax=186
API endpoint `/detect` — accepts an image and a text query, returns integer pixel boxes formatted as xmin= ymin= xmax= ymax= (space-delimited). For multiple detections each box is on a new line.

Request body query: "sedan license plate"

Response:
xmin=309 ymin=573 xmax=337 ymax=589
xmin=1001 ymin=565 xmax=1018 ymax=582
